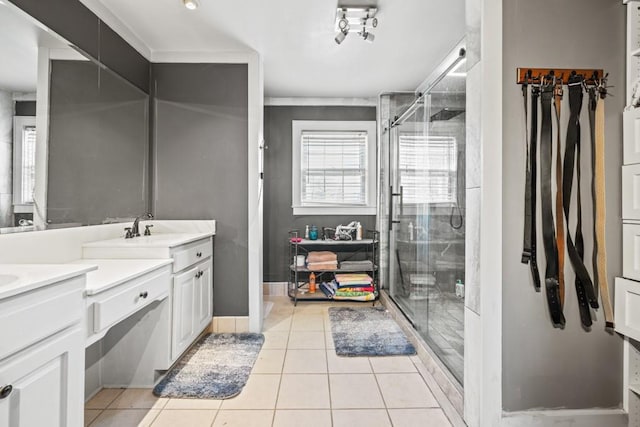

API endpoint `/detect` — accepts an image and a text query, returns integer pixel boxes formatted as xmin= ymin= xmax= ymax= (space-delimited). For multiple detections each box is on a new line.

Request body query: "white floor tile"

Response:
xmin=283 ymin=349 xmax=327 ymax=374
xmin=107 ymin=389 xmax=168 ymax=410
xmin=369 ymin=356 xmax=417 ymax=373
xmin=291 ymin=314 xmax=324 ymax=331
xmin=89 ymin=409 xmax=160 ymax=427
xmin=262 ymin=331 xmax=290 ymax=349
xmin=276 ymin=374 xmax=330 ymax=409
xmin=273 ymin=410 xmax=332 ymax=427
xmin=326 ymin=351 xmax=372 ymax=374
xmin=85 ymin=388 xmax=124 ymax=410
xmin=329 ymin=374 xmax=385 ymax=409
xmin=164 ymin=398 xmax=222 ymax=410
xmin=387 ymin=408 xmax=452 ymax=426
xmin=220 ymin=375 xmax=281 ymax=410
xmin=332 ymin=409 xmax=392 ymax=427
xmin=213 ymin=410 xmax=274 ymax=427
xmin=253 ymin=349 xmax=286 ymax=374
xmin=151 ymin=409 xmax=216 ymax=426
xmin=376 ymin=373 xmax=439 ymax=408
xmin=288 ymin=331 xmax=326 ymax=349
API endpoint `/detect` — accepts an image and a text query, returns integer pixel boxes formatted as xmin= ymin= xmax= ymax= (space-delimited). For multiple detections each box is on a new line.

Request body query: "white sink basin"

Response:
xmin=0 ymin=274 xmax=18 ymax=286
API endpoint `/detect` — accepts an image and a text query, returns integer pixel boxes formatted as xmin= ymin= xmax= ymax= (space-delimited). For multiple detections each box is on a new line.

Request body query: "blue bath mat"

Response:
xmin=329 ymin=307 xmax=416 ymax=357
xmin=153 ymin=333 xmax=264 ymax=399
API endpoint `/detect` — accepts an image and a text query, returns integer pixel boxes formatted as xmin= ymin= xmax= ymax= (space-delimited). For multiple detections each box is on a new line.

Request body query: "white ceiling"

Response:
xmin=0 ymin=3 xmax=69 ymax=93
xmin=80 ymin=0 xmax=465 ymax=98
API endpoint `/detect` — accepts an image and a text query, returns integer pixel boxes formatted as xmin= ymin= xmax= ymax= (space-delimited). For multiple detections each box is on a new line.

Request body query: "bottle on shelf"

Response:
xmin=408 ymin=221 xmax=414 ymax=241
xmin=305 ymin=225 xmax=310 ymax=239
xmin=356 ymin=222 xmax=363 ymax=240
xmin=309 ymin=272 xmax=316 ymax=293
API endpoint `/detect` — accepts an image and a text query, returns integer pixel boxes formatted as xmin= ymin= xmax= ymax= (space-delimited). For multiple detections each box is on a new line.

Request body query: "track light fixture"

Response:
xmin=360 ymin=30 xmax=375 ymax=43
xmin=182 ymin=0 xmax=199 ymax=10
xmin=334 ymin=7 xmax=378 ymax=45
xmin=335 ymin=28 xmax=348 ymax=45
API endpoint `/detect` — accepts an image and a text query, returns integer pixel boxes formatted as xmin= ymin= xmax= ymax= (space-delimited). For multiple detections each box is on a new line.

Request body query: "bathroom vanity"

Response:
xmin=0 ymin=220 xmax=216 ymax=426
xmin=0 ymin=265 xmax=95 ymax=427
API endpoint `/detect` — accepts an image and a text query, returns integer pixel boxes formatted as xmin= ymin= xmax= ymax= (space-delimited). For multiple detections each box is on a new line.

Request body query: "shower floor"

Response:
xmin=392 ymin=289 xmax=464 ymax=384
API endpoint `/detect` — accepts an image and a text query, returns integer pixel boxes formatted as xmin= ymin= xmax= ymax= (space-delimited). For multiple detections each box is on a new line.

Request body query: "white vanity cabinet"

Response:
xmin=0 ymin=271 xmax=89 ymax=427
xmin=172 ymin=258 xmax=213 ymax=359
xmin=82 ymin=234 xmax=215 ymax=365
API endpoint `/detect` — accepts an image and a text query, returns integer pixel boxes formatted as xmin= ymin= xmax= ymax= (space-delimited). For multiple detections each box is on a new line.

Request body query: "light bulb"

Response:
xmin=335 ymin=30 xmax=348 ymax=45
xmin=183 ymin=0 xmax=199 ymax=10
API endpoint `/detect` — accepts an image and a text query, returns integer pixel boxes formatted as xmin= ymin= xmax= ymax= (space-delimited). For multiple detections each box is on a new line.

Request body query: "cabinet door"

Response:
xmin=0 ymin=326 xmax=84 ymax=427
xmin=195 ymin=259 xmax=213 ymax=333
xmin=172 ymin=267 xmax=198 ymax=360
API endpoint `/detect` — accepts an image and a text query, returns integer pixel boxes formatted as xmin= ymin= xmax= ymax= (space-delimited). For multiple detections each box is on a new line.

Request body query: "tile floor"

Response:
xmin=85 ymin=296 xmax=455 ymax=427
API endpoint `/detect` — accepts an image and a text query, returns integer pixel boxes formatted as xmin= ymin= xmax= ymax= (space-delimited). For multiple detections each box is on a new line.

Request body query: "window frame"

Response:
xmin=397 ymin=131 xmax=458 ymax=207
xmin=12 ymin=116 xmax=36 ymax=214
xmin=292 ymin=120 xmax=377 ymax=216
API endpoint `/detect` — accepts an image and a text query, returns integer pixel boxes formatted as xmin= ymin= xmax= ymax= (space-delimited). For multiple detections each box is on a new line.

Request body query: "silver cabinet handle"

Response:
xmin=0 ymin=385 xmax=12 ymax=399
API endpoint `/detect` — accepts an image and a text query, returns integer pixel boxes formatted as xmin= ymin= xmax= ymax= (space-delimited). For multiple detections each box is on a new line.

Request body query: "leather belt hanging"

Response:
xmin=540 ymin=82 xmax=565 ymax=327
xmin=590 ymin=82 xmax=615 ymax=329
xmin=522 ymin=83 xmax=541 ymax=290
xmin=563 ymin=76 xmax=598 ymax=328
xmin=553 ymin=82 xmax=566 ymax=306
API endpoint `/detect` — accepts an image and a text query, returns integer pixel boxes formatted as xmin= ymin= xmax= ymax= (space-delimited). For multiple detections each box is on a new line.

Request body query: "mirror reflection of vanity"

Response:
xmin=0 ymin=3 xmax=149 ymax=234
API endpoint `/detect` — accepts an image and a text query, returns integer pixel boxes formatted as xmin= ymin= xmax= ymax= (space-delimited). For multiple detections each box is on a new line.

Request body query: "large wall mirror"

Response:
xmin=0 ymin=2 xmax=149 ymax=233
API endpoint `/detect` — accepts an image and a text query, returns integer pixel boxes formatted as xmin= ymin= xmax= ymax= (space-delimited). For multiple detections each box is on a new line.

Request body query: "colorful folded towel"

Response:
xmin=333 ymin=292 xmax=376 ymax=302
xmin=307 ymin=261 xmax=338 ymax=270
xmin=307 ymin=251 xmax=338 ymax=263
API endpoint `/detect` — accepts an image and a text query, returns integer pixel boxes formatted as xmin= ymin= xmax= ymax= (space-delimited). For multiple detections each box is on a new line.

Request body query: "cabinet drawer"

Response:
xmin=623 ymin=164 xmax=640 ymax=220
xmin=172 ymin=238 xmax=212 ymax=273
xmin=0 ymin=276 xmax=84 ymax=361
xmin=624 ymin=108 xmax=640 ymax=165
xmin=615 ymin=277 xmax=640 ymax=340
xmin=93 ymin=269 xmax=170 ymax=333
xmin=624 ymin=224 xmax=640 ymax=281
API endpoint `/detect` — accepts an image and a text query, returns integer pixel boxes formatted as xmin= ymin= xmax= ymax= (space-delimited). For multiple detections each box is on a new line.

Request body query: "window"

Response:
xmin=292 ymin=121 xmax=377 ymax=215
xmin=13 ymin=116 xmax=37 ymax=212
xmin=398 ymin=133 xmax=457 ymax=204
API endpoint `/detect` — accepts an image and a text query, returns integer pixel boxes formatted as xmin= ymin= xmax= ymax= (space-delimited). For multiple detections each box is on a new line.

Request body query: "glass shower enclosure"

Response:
xmin=379 ymin=50 xmax=466 ymax=383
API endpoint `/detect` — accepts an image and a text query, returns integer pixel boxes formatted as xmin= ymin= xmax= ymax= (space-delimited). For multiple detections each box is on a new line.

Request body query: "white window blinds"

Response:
xmin=399 ymin=134 xmax=457 ymax=204
xmin=20 ymin=125 xmax=37 ymax=204
xmin=300 ymin=131 xmax=368 ymax=206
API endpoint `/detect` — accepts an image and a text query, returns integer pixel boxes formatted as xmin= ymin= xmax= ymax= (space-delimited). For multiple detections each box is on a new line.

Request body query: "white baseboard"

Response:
xmin=501 ymin=409 xmax=627 ymax=427
xmin=211 ymin=316 xmax=250 ymax=333
xmin=263 ymin=282 xmax=288 ymax=296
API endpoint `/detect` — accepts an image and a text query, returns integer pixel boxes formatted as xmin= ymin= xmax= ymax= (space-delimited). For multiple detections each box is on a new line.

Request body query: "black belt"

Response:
xmin=540 ymin=83 xmax=564 ymax=327
xmin=522 ymin=84 xmax=541 ymax=290
xmin=562 ymin=77 xmax=598 ymax=328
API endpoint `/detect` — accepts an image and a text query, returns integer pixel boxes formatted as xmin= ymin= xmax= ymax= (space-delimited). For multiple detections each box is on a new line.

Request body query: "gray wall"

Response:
xmin=47 ymin=60 xmax=148 ymax=225
xmin=152 ymin=63 xmax=249 ymax=317
xmin=502 ymin=0 xmax=624 ymax=411
xmin=263 ymin=106 xmax=377 ymax=282
xmin=8 ymin=0 xmax=149 ymax=92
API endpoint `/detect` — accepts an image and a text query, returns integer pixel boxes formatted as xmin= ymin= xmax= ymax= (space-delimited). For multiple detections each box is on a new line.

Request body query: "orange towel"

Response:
xmin=307 ymin=251 xmax=338 ymax=263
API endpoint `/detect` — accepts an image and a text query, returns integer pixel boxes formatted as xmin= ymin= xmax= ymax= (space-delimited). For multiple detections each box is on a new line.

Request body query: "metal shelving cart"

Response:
xmin=287 ymin=230 xmax=379 ymax=306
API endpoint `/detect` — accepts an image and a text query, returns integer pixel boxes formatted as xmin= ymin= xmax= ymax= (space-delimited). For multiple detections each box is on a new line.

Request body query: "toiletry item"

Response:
xmin=309 ymin=225 xmax=318 ymax=240
xmin=455 ymin=279 xmax=465 ymax=299
xmin=296 ymin=255 xmax=306 ymax=267
xmin=356 ymin=222 xmax=363 ymax=240
xmin=309 ymin=272 xmax=316 ymax=293
xmin=408 ymin=221 xmax=414 ymax=241
xmin=305 ymin=225 xmax=310 ymax=239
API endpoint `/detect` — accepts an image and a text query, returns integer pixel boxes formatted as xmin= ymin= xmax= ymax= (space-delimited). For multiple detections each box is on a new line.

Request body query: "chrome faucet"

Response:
xmin=126 ymin=213 xmax=153 ymax=238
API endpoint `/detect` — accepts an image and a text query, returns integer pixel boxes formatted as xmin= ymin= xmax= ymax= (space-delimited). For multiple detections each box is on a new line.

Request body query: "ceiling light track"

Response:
xmin=334 ymin=6 xmax=378 ymax=45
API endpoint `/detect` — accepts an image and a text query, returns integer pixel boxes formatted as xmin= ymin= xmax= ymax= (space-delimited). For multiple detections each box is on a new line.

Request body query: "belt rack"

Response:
xmin=516 ymin=66 xmax=614 ymax=330
xmin=517 ymin=68 xmax=604 ymax=86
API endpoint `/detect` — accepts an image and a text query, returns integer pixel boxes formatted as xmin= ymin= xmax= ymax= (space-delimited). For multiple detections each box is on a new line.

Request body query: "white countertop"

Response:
xmin=69 ymin=259 xmax=174 ymax=296
xmin=0 ymin=264 xmax=97 ymax=300
xmin=82 ymin=232 xmax=214 ymax=249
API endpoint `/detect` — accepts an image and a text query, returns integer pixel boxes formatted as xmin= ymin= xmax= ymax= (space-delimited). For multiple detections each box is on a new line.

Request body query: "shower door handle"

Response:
xmin=389 ymin=186 xmax=403 ymax=231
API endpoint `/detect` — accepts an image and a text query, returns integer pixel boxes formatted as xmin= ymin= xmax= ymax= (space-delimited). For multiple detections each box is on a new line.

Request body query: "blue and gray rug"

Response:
xmin=329 ymin=307 xmax=416 ymax=357
xmin=153 ymin=333 xmax=264 ymax=399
